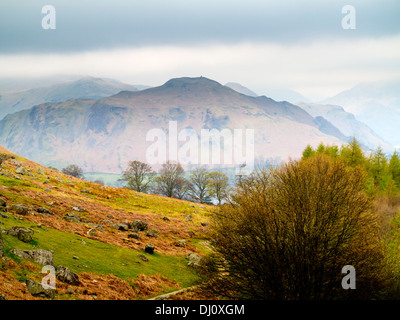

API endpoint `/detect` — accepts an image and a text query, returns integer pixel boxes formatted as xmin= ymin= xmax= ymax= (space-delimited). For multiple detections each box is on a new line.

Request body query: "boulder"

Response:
xmin=17 ymin=228 xmax=34 ymax=243
xmin=131 ymin=219 xmax=148 ymax=231
xmin=10 ymin=159 xmax=21 ymax=167
xmin=145 ymin=243 xmax=155 ymax=254
xmin=12 ymin=204 xmax=29 ymax=216
xmin=175 ymin=239 xmax=186 ymax=247
xmin=56 ymin=265 xmax=80 ymax=285
xmin=15 ymin=166 xmax=26 ymax=175
xmin=113 ymin=223 xmax=129 ymax=231
xmin=37 ymin=167 xmax=45 ymax=175
xmin=186 ymin=253 xmax=202 ymax=267
xmin=26 ymin=279 xmax=55 ymax=299
xmin=11 ymin=249 xmax=53 ymax=266
xmin=145 ymin=229 xmax=158 ymax=238
xmin=63 ymin=212 xmax=81 ymax=223
xmin=7 ymin=226 xmax=32 ymax=237
xmin=128 ymin=232 xmax=141 ymax=240
xmin=36 ymin=207 xmax=53 ymax=215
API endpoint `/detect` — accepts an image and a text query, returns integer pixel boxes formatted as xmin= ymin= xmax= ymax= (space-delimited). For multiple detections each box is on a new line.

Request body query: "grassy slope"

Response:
xmin=0 ymin=148 xmax=214 ymax=300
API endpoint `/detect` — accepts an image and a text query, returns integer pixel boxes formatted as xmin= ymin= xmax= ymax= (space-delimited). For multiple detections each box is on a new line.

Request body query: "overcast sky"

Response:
xmin=0 ymin=0 xmax=399 ymax=100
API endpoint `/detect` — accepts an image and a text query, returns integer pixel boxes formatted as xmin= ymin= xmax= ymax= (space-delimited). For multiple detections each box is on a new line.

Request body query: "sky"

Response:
xmin=0 ymin=0 xmax=399 ymax=100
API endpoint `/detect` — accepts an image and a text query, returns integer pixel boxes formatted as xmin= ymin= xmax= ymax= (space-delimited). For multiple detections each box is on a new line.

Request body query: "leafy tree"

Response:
xmin=119 ymin=160 xmax=155 ymax=193
xmin=389 ymin=150 xmax=400 ymax=187
xmin=62 ymin=164 xmax=84 ymax=179
xmin=153 ymin=161 xmax=186 ymax=198
xmin=340 ymin=137 xmax=366 ymax=168
xmin=206 ymin=155 xmax=388 ymax=299
xmin=368 ymin=146 xmax=390 ymax=190
xmin=302 ymin=145 xmax=315 ymax=159
xmin=207 ymin=171 xmax=229 ymax=205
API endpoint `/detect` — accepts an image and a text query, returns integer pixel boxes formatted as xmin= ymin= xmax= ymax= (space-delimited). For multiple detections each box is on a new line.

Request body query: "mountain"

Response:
xmin=0 ymin=145 xmax=212 ymax=300
xmin=258 ymin=86 xmax=311 ymax=104
xmin=0 ymin=76 xmax=345 ymax=173
xmin=296 ymin=102 xmax=393 ymax=152
xmin=321 ymin=79 xmax=400 ymax=148
xmin=0 ymin=77 xmax=139 ymax=121
xmin=224 ymin=82 xmax=258 ymax=97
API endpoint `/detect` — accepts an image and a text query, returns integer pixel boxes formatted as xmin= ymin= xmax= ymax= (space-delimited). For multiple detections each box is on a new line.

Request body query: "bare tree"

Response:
xmin=153 ymin=161 xmax=186 ymax=198
xmin=62 ymin=164 xmax=84 ymax=179
xmin=119 ymin=160 xmax=155 ymax=193
xmin=207 ymin=171 xmax=229 ymax=205
xmin=187 ymin=168 xmax=210 ymax=203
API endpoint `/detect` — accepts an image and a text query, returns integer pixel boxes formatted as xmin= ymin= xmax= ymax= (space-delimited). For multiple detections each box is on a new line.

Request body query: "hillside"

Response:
xmin=0 ymin=147 xmax=213 ymax=300
xmin=0 ymin=76 xmax=345 ymax=173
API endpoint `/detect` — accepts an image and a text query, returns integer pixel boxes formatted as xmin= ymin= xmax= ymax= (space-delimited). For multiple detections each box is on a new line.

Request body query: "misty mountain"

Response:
xmin=296 ymin=102 xmax=393 ymax=152
xmin=321 ymin=79 xmax=400 ymax=148
xmin=0 ymin=77 xmax=139 ymax=121
xmin=224 ymin=82 xmax=258 ymax=97
xmin=0 ymin=77 xmax=346 ymax=173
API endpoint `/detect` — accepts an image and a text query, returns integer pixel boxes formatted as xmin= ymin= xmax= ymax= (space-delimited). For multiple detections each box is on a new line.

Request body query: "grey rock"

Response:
xmin=128 ymin=232 xmax=141 ymax=240
xmin=145 ymin=229 xmax=158 ymax=238
xmin=10 ymin=159 xmax=21 ymax=166
xmin=63 ymin=212 xmax=81 ymax=223
xmin=15 ymin=166 xmax=26 ymax=175
xmin=131 ymin=219 xmax=148 ymax=231
xmin=26 ymin=279 xmax=55 ymax=299
xmin=186 ymin=253 xmax=202 ymax=267
xmin=12 ymin=204 xmax=29 ymax=215
xmin=37 ymin=167 xmax=45 ymax=175
xmin=113 ymin=223 xmax=129 ymax=231
xmin=56 ymin=265 xmax=80 ymax=285
xmin=36 ymin=207 xmax=53 ymax=215
xmin=11 ymin=249 xmax=53 ymax=266
xmin=17 ymin=228 xmax=34 ymax=243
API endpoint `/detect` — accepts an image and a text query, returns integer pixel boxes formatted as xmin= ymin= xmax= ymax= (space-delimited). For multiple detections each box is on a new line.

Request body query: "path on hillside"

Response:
xmin=147 ymin=285 xmax=199 ymax=300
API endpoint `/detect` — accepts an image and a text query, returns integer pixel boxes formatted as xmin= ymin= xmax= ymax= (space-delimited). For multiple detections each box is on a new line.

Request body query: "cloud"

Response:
xmin=0 ymin=34 xmax=399 ymax=99
xmin=0 ymin=0 xmax=399 ymax=53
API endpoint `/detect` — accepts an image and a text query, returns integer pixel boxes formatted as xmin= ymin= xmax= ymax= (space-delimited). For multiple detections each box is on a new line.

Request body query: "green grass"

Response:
xmin=0 ymin=212 xmax=199 ymax=288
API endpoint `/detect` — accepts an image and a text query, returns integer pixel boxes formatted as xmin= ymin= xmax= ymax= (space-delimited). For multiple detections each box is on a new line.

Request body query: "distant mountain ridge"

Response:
xmin=0 ymin=77 xmax=139 ymax=121
xmin=321 ymin=79 xmax=400 ymax=147
xmin=296 ymin=102 xmax=393 ymax=152
xmin=0 ymin=76 xmax=346 ymax=173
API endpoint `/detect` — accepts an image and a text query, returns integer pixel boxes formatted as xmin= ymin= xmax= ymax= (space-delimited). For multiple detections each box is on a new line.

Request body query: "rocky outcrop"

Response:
xmin=11 ymin=249 xmax=53 ymax=266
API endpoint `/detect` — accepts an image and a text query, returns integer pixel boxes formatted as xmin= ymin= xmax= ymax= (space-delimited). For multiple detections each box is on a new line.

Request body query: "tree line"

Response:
xmin=302 ymin=137 xmax=400 ymax=196
xmin=118 ymin=160 xmax=230 ymax=205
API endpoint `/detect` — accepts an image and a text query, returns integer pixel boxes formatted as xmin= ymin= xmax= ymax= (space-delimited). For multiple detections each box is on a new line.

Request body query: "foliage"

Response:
xmin=206 ymin=155 xmax=389 ymax=299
